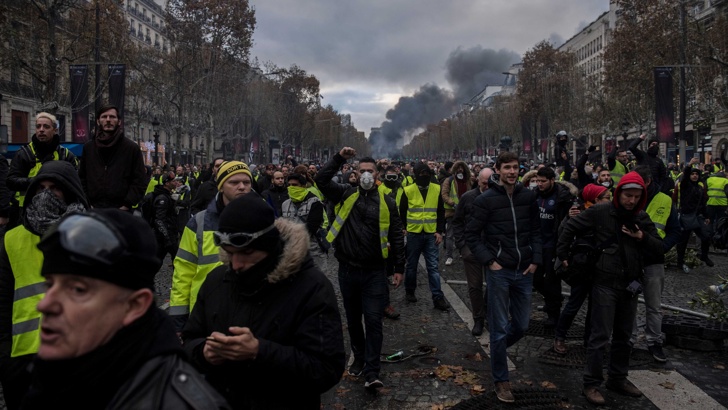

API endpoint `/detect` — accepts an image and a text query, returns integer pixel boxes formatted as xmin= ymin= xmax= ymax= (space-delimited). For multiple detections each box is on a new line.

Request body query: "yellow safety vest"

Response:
xmin=611 ymin=161 xmax=627 ymax=186
xmin=327 ymin=189 xmax=390 ymax=258
xmin=379 ymin=184 xmax=404 ymax=208
xmin=15 ymin=144 xmax=66 ymax=207
xmin=706 ymin=176 xmax=728 ymax=206
xmin=443 ymin=179 xmax=460 ymax=210
xmin=6 ymin=226 xmax=44 ymax=357
xmin=645 ymin=192 xmax=672 ymax=238
xmin=169 ymin=210 xmax=224 ymax=316
xmin=401 ymin=175 xmax=414 ymax=187
xmin=404 ymin=183 xmax=440 ymax=233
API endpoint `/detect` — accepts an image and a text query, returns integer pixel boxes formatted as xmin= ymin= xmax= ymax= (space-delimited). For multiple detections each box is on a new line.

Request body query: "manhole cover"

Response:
xmin=538 ymin=346 xmax=655 ymax=368
xmin=450 ymin=387 xmax=563 ymax=409
xmin=525 ymin=319 xmax=585 ymax=339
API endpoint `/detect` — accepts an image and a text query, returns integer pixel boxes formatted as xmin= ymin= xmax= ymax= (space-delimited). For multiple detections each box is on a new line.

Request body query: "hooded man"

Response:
xmin=628 ymin=134 xmax=669 ymax=195
xmin=0 ymin=161 xmax=87 ymax=409
xmin=557 ymin=171 xmax=662 ymax=406
xmin=78 ymin=104 xmax=147 ymax=210
xmin=181 ymin=195 xmax=345 ymax=409
xmin=441 ymin=160 xmax=471 ymax=266
xmin=24 ymin=209 xmax=229 ymax=409
xmin=7 ymin=112 xmax=78 ymax=222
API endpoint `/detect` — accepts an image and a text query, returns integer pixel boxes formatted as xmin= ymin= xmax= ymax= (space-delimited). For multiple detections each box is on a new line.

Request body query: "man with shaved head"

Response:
xmin=451 ymin=167 xmax=493 ymax=336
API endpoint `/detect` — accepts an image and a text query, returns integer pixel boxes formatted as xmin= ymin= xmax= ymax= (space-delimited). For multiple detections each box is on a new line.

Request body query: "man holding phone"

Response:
xmin=557 ymin=171 xmax=662 ymax=406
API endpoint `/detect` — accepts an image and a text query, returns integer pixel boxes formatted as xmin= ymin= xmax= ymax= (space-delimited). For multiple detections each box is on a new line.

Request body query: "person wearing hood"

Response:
xmin=152 ymin=171 xmax=182 ymax=261
xmin=400 ymin=162 xmax=449 ymax=311
xmin=441 ymin=161 xmax=471 ymax=266
xmin=78 ymin=104 xmax=147 ymax=210
xmin=182 ymin=194 xmax=345 ymax=409
xmin=314 ymin=147 xmax=405 ymax=390
xmin=7 ymin=112 xmax=78 ymax=225
xmin=557 ymin=171 xmax=662 ymax=406
xmin=628 ymin=133 xmax=669 ymax=195
xmin=533 ymin=167 xmax=578 ymax=328
xmin=0 ymin=161 xmax=87 ymax=409
xmin=437 ymin=161 xmax=453 ymax=184
xmin=280 ymin=173 xmax=327 ymax=258
xmin=673 ymin=165 xmax=711 ymax=273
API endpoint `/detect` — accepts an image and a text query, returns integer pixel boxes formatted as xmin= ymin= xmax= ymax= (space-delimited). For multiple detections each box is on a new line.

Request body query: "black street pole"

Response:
xmin=94 ymin=0 xmax=101 ymax=116
xmin=152 ymin=117 xmax=160 ymax=166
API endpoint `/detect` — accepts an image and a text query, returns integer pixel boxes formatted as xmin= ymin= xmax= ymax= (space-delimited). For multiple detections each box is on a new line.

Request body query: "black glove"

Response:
xmin=588 ymin=145 xmax=597 ymax=153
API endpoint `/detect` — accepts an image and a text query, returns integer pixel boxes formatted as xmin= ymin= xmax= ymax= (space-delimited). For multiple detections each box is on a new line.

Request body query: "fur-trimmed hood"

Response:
xmin=219 ymin=217 xmax=311 ymax=284
xmin=556 ymin=180 xmax=579 ymax=197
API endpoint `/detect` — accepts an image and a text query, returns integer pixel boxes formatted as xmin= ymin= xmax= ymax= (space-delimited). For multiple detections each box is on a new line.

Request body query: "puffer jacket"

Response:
xmin=182 ymin=219 xmax=345 ymax=409
xmin=464 ymin=174 xmax=542 ymax=271
xmin=152 ymin=185 xmax=178 ymax=247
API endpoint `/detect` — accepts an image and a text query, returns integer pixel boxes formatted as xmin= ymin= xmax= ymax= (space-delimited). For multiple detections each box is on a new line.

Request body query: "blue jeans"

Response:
xmin=632 ymin=264 xmax=664 ymax=346
xmin=404 ymin=232 xmax=444 ymax=300
xmin=337 ymin=262 xmax=387 ymax=381
xmin=487 ymin=267 xmax=533 ymax=383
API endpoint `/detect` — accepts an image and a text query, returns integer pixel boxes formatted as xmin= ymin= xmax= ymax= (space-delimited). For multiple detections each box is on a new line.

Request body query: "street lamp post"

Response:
xmin=152 ymin=117 xmax=160 ymax=166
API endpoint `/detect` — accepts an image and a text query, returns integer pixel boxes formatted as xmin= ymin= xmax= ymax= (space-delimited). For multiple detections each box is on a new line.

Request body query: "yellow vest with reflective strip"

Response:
xmin=6 ymin=226 xmax=44 ymax=357
xmin=169 ymin=210 xmax=224 ymax=316
xmin=378 ymin=184 xmax=404 ymax=207
xmin=706 ymin=176 xmax=728 ymax=206
xmin=610 ymin=160 xmax=627 ymax=185
xmin=645 ymin=192 xmax=671 ymax=239
xmin=443 ymin=179 xmax=460 ymax=210
xmin=326 ymin=189 xmax=390 ymax=258
xmin=15 ymin=144 xmax=62 ymax=207
xmin=404 ymin=183 xmax=440 ymax=233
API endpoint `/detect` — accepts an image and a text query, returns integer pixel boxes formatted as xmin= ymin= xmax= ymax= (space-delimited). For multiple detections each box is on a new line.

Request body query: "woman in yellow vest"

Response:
xmin=0 ymin=161 xmax=87 ymax=409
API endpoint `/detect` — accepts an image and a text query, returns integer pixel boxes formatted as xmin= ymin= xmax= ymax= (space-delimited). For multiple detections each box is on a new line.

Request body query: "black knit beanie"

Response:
xmin=218 ymin=193 xmax=280 ymax=251
xmin=38 ymin=209 xmax=162 ymax=290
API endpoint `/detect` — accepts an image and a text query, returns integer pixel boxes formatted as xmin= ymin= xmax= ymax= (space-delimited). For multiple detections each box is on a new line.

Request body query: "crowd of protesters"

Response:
xmin=1 ymin=109 xmax=726 ymax=408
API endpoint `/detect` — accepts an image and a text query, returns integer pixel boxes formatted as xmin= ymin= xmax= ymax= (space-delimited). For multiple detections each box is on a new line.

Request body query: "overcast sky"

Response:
xmin=249 ymin=0 xmax=610 ymax=139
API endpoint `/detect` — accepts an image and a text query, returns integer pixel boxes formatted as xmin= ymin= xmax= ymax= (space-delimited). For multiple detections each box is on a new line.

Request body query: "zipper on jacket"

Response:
xmin=508 ymin=192 xmax=521 ymax=276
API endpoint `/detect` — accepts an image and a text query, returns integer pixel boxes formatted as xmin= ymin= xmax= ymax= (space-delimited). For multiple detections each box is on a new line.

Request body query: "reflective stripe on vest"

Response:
xmin=16 ymin=144 xmax=62 ymax=207
xmin=610 ymin=161 xmax=627 ymax=185
xmin=326 ymin=189 xmax=390 ymax=258
xmin=443 ymin=179 xmax=459 ymax=210
xmin=706 ymin=177 xmax=728 ymax=206
xmin=6 ymin=226 xmax=44 ymax=357
xmin=645 ymin=192 xmax=671 ymax=239
xmin=404 ymin=183 xmax=440 ymax=233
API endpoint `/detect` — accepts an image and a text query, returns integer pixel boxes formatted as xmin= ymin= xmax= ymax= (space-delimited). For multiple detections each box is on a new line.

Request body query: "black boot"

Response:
xmin=472 ymin=318 xmax=485 ymax=336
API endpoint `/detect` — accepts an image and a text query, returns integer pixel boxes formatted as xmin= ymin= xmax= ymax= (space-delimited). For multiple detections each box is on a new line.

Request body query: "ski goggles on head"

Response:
xmin=384 ymin=174 xmax=398 ymax=181
xmin=213 ymin=224 xmax=276 ymax=248
xmin=39 ymin=212 xmax=128 ymax=266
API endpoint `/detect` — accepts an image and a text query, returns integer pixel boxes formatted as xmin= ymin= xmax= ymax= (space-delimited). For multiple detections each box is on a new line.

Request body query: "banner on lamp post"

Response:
xmin=654 ymin=67 xmax=674 ymax=143
xmin=107 ymin=64 xmax=126 ymax=119
xmin=69 ymin=65 xmax=90 ymax=143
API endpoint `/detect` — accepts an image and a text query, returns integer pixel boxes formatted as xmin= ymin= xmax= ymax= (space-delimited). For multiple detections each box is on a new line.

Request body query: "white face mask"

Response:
xmin=456 ymin=173 xmax=464 ymax=180
xmin=601 ymin=181 xmax=611 ymax=188
xmin=360 ymin=171 xmax=375 ymax=190
xmin=592 ymin=173 xmax=598 ymax=180
xmin=529 ymin=181 xmax=537 ymax=189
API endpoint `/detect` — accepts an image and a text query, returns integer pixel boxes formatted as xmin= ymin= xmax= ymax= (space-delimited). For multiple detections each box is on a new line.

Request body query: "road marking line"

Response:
xmin=419 ymin=256 xmax=516 ymax=371
xmin=629 ymin=369 xmax=726 ymax=410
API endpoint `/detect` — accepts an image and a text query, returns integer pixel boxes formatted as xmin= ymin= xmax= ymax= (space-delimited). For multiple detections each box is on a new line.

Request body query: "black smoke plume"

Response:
xmin=445 ymin=46 xmax=521 ymax=102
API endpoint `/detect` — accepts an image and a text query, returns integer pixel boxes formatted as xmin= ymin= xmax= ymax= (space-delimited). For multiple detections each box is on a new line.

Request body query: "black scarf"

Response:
xmin=31 ymin=134 xmax=60 ymax=161
xmin=22 ymin=308 xmax=182 ymax=410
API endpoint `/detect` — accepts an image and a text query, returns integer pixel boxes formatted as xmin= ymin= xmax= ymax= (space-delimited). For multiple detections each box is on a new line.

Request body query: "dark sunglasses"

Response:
xmin=39 ymin=212 xmax=127 ymax=266
xmin=213 ymin=225 xmax=276 ymax=248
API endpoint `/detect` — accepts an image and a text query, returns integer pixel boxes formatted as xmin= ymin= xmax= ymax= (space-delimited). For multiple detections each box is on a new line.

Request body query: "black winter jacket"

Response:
xmin=78 ymin=132 xmax=146 ymax=209
xmin=315 ymin=154 xmax=406 ymax=272
xmin=261 ymin=184 xmax=289 ymax=218
xmin=153 ymin=185 xmax=178 ymax=247
xmin=452 ymin=186 xmax=482 ymax=250
xmin=464 ymin=175 xmax=543 ymax=270
xmin=182 ymin=219 xmax=345 ymax=410
xmin=537 ymin=181 xmax=577 ymax=248
xmin=629 ymin=138 xmax=669 ymax=194
xmin=557 ymin=203 xmax=663 ymax=290
xmin=7 ymin=135 xmax=78 ymax=198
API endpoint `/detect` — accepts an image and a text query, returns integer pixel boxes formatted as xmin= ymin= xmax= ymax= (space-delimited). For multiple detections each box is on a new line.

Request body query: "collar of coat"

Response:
xmin=218 ymin=217 xmax=310 ymax=284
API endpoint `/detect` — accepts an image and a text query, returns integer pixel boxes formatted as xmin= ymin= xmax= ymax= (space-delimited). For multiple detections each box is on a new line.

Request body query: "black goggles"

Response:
xmin=384 ymin=174 xmax=398 ymax=181
xmin=39 ymin=212 xmax=127 ymax=266
xmin=213 ymin=224 xmax=276 ymax=248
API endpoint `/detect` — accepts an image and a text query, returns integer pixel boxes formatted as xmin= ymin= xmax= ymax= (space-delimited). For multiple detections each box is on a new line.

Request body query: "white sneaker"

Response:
xmin=445 ymin=257 xmax=453 ymax=266
xmin=709 ymin=285 xmax=723 ymax=296
xmin=681 ymin=264 xmax=690 ymax=274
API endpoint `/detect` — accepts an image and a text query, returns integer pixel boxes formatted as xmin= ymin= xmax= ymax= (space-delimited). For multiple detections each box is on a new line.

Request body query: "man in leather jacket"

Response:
xmin=24 ymin=209 xmax=229 ymax=409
